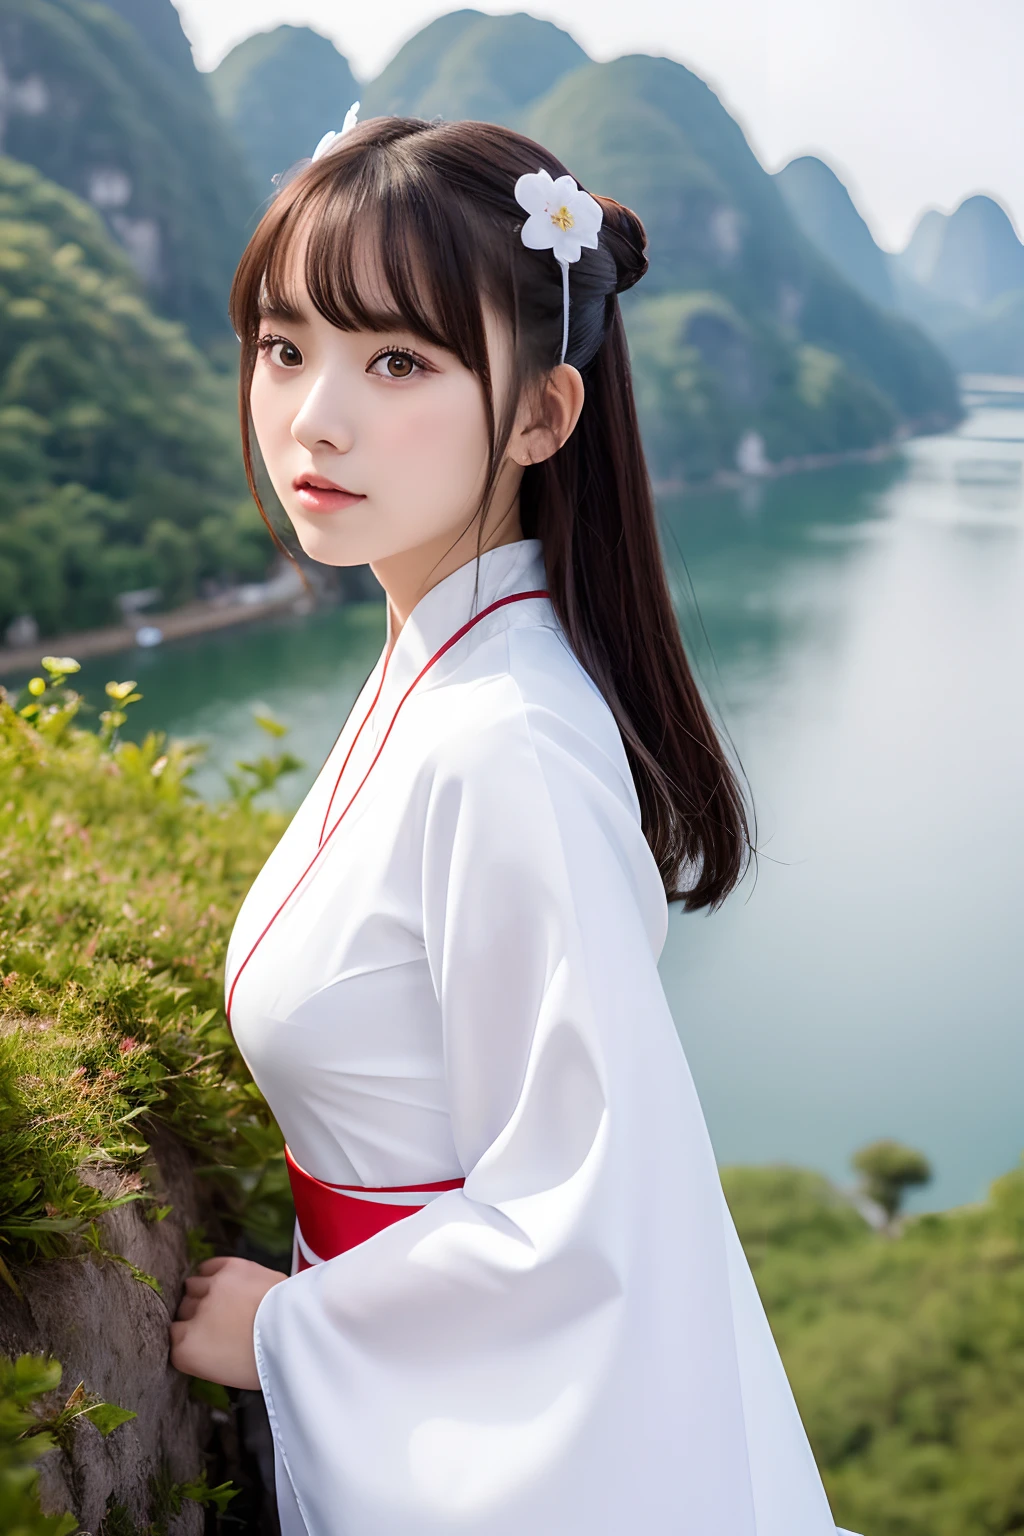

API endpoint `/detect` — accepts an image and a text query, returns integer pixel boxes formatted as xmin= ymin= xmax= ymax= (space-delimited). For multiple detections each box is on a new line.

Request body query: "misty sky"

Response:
xmin=172 ymin=0 xmax=1022 ymax=251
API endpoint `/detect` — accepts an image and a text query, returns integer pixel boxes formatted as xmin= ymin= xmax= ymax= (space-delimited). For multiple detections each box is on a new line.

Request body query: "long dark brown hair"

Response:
xmin=229 ymin=116 xmax=751 ymax=911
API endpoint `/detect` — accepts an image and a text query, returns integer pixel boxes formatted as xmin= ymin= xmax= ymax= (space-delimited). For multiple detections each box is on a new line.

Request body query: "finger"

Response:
xmin=169 ymin=1323 xmax=196 ymax=1375
xmin=184 ymin=1276 xmax=211 ymax=1297
xmin=197 ymin=1256 xmax=232 ymax=1276
xmin=175 ymin=1297 xmax=199 ymax=1321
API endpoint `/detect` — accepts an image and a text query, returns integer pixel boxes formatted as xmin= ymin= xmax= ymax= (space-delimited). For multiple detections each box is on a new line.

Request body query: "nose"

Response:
xmin=290 ymin=370 xmax=355 ymax=455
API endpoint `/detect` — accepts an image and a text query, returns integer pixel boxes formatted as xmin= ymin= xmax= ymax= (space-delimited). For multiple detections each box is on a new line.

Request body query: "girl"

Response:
xmin=170 ymin=116 xmax=855 ymax=1536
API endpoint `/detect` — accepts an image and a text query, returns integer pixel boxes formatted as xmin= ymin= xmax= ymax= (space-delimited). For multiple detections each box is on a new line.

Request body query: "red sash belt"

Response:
xmin=285 ymin=1145 xmax=465 ymax=1272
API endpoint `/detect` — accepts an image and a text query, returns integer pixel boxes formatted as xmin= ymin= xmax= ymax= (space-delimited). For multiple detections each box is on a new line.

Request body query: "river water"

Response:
xmin=67 ymin=407 xmax=1024 ymax=1211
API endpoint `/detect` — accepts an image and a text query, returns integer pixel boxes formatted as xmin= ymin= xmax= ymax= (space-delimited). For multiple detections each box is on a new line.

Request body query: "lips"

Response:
xmin=293 ymin=473 xmax=366 ymax=513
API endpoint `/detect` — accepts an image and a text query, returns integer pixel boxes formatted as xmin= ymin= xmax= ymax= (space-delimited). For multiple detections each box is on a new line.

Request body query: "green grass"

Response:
xmin=0 ymin=668 xmax=293 ymax=1282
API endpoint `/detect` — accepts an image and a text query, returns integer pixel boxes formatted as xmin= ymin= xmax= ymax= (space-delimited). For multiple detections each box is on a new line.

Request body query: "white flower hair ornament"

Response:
xmin=515 ymin=168 xmax=604 ymax=365
xmin=310 ymin=101 xmax=361 ymax=163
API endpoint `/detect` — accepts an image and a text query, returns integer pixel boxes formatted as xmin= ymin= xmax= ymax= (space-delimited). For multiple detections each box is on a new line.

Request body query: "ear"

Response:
xmin=508 ymin=364 xmax=585 ymax=467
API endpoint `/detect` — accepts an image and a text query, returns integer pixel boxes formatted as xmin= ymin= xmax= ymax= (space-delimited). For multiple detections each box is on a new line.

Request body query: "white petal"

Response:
xmin=567 ymin=191 xmax=602 ymax=231
xmin=341 ymin=100 xmax=361 ymax=135
xmin=514 ymin=169 xmax=556 ymax=217
xmin=520 ymin=211 xmax=556 ymax=251
xmin=550 ymin=175 xmax=582 ymax=204
xmin=311 ymin=130 xmax=339 ymax=162
xmin=551 ymin=230 xmax=584 ymax=264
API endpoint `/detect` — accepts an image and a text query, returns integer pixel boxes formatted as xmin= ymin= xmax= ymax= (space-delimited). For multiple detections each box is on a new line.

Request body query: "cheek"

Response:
xmin=249 ymin=373 xmax=297 ymax=486
xmin=376 ymin=381 xmax=490 ymax=493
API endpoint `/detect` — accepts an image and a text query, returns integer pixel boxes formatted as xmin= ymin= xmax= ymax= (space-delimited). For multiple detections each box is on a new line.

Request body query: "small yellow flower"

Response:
xmin=27 ymin=676 xmax=46 ymax=697
xmin=105 ymin=680 xmax=139 ymax=702
xmin=41 ymin=656 xmax=80 ymax=676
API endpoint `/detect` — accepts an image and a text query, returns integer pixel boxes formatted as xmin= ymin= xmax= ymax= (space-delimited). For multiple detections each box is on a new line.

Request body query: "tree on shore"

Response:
xmin=852 ymin=1138 xmax=932 ymax=1229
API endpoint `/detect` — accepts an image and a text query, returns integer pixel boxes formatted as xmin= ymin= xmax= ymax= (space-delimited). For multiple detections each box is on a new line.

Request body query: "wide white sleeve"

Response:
xmin=252 ymin=696 xmax=841 ymax=1536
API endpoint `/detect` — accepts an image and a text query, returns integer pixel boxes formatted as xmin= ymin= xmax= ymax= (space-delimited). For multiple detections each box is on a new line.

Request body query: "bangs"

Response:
xmin=238 ymin=145 xmax=502 ymax=377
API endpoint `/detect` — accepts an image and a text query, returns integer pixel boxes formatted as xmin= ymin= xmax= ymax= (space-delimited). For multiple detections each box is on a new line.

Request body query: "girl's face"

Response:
xmin=249 ymin=232 xmax=520 ymax=575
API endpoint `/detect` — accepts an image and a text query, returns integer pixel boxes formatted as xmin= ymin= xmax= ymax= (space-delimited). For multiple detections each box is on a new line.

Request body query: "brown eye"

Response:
xmin=368 ymin=348 xmax=429 ymax=380
xmin=258 ymin=336 xmax=302 ymax=368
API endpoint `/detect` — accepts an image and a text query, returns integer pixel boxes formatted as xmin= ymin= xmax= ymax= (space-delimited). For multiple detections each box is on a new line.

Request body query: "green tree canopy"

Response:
xmin=853 ymin=1138 xmax=933 ymax=1224
xmin=0 ymin=0 xmax=257 ymax=342
xmin=0 ymin=158 xmax=270 ymax=636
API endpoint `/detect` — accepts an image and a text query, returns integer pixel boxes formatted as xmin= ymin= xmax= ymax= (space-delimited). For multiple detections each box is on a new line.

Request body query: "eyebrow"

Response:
xmin=257 ymin=296 xmax=307 ymax=323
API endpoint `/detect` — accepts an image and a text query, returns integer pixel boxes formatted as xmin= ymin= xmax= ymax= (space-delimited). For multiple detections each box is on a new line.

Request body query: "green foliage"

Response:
xmin=853 ymin=1138 xmax=933 ymax=1224
xmin=26 ymin=1377 xmax=136 ymax=1451
xmin=99 ymin=1465 xmax=238 ymax=1535
xmin=146 ymin=1464 xmax=238 ymax=1530
xmin=165 ymin=1470 xmax=237 ymax=1516
xmin=626 ymin=292 xmax=897 ymax=482
xmin=0 ymin=675 xmax=296 ymax=1276
xmin=721 ymin=1164 xmax=869 ymax=1262
xmin=225 ymin=710 xmax=305 ymax=809
xmin=726 ymin=1161 xmax=1024 ymax=1535
xmin=525 ymin=48 xmax=959 ymax=450
xmin=187 ymin=1377 xmax=230 ymax=1412
xmin=0 ymin=1355 xmax=76 ymax=1536
xmin=0 ymin=0 xmax=257 ymax=341
xmin=0 ymin=157 xmax=272 ymax=636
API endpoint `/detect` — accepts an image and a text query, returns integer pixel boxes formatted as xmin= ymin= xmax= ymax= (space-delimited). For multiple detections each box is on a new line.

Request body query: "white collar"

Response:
xmin=377 ymin=538 xmax=549 ymax=702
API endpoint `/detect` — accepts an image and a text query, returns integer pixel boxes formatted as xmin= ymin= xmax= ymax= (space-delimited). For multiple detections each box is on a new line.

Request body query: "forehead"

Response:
xmin=258 ymin=217 xmax=395 ymax=323
xmin=258 ymin=193 xmax=461 ymax=347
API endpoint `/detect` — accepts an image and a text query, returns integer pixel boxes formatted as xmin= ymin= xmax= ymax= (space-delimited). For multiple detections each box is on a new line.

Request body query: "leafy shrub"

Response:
xmin=0 ymin=665 xmax=293 ymax=1278
xmin=0 ymin=1355 xmax=76 ymax=1536
xmin=727 ymin=1161 xmax=1024 ymax=1534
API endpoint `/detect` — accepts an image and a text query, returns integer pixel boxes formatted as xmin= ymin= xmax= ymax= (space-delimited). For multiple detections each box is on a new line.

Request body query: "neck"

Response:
xmin=372 ymin=498 xmax=524 ymax=653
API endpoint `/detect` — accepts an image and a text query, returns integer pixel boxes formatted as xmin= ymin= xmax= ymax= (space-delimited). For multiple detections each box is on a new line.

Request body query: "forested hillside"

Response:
xmin=775 ymin=154 xmax=896 ymax=312
xmin=778 ymin=154 xmax=1024 ymax=376
xmin=208 ymin=25 xmax=360 ymax=197
xmin=0 ymin=0 xmax=257 ymax=341
xmin=0 ymin=2 xmax=964 ymax=641
xmin=216 ymin=10 xmax=961 ymax=483
xmin=0 ymin=158 xmax=270 ymax=638
xmin=521 ymin=50 xmax=956 ymax=474
xmin=360 ymin=9 xmax=588 ymax=123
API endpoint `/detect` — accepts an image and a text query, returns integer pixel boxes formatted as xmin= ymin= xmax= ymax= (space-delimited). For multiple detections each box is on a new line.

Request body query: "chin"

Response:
xmin=289 ymin=517 xmax=370 ymax=569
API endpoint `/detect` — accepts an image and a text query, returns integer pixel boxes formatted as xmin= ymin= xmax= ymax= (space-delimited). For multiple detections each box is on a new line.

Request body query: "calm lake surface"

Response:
xmin=68 ymin=406 xmax=1024 ymax=1210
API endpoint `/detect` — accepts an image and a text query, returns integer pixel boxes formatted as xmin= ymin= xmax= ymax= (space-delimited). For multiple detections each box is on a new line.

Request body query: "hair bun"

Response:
xmin=596 ymin=196 xmax=649 ymax=294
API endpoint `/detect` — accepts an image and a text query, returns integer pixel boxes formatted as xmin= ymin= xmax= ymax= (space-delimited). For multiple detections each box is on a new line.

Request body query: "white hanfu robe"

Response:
xmin=227 ymin=538 xmax=855 ymax=1536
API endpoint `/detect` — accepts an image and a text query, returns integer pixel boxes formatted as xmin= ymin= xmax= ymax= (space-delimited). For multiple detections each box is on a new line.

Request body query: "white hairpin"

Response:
xmin=514 ymin=169 xmax=603 ymax=365
xmin=310 ymin=101 xmax=361 ymax=163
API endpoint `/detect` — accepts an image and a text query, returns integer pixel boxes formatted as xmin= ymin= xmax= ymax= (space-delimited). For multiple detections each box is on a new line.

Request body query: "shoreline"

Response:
xmin=0 ymin=425 xmax=952 ymax=679
xmin=0 ymin=591 xmax=309 ymax=679
xmin=651 ymin=437 xmax=901 ymax=497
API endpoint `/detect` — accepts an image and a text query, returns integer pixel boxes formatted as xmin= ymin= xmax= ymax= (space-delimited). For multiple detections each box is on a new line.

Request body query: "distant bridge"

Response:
xmin=959 ymin=374 xmax=1024 ymax=406
xmin=956 ymin=376 xmax=1024 ymax=447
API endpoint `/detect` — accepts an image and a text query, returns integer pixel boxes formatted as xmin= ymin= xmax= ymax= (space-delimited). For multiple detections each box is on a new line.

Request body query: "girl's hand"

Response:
xmin=170 ymin=1256 xmax=286 ymax=1389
